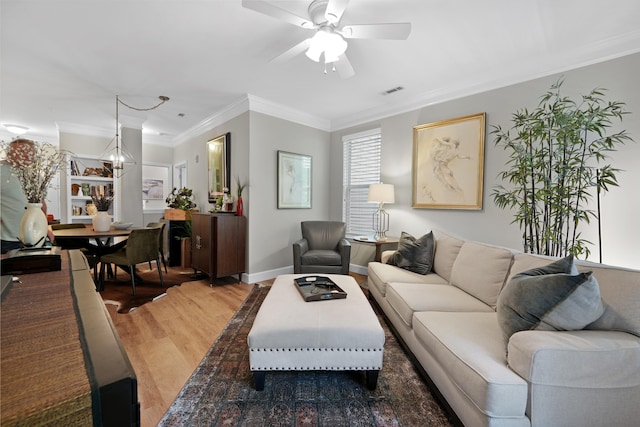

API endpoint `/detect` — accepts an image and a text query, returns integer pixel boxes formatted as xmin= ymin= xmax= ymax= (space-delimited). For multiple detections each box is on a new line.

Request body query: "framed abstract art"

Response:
xmin=412 ymin=113 xmax=485 ymax=209
xmin=277 ymin=150 xmax=311 ymax=209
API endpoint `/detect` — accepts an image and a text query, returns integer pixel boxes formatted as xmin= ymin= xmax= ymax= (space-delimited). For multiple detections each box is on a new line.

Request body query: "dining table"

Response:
xmin=50 ymin=224 xmax=132 ymax=248
xmin=50 ymin=224 xmax=136 ymax=286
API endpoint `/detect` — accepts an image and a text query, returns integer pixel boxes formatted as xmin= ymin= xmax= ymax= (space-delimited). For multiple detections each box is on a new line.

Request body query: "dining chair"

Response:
xmin=146 ymin=222 xmax=168 ymax=273
xmin=99 ymin=227 xmax=164 ymax=295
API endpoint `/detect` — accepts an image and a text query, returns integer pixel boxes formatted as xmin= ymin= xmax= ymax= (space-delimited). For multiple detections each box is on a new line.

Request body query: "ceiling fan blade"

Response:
xmin=270 ymin=39 xmax=311 ymax=64
xmin=334 ymin=54 xmax=355 ymax=79
xmin=325 ymin=0 xmax=349 ymax=24
xmin=341 ymin=23 xmax=411 ymax=40
xmin=242 ymin=0 xmax=315 ymax=29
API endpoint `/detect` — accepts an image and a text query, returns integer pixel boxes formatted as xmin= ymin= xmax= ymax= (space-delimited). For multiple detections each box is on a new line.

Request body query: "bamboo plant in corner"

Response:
xmin=492 ymin=78 xmax=632 ymax=259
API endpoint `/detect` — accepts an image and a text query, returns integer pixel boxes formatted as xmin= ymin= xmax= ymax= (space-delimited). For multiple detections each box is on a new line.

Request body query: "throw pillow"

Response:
xmin=387 ymin=231 xmax=435 ymax=275
xmin=497 ymin=255 xmax=604 ymax=344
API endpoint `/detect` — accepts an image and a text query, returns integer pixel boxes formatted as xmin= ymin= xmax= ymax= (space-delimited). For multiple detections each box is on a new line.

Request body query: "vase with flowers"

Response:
xmin=1 ymin=139 xmax=69 ymax=247
xmin=91 ymin=194 xmax=113 ymax=232
xmin=236 ymin=177 xmax=247 ymax=217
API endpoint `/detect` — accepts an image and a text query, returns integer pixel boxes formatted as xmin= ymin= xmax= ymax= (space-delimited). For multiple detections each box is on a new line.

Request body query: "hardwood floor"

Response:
xmin=105 ymin=276 xmax=254 ymax=427
xmin=105 ymin=271 xmax=367 ymax=427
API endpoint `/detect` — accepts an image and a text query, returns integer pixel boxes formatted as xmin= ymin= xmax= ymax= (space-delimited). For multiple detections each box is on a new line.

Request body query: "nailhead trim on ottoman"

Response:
xmin=247 ymin=274 xmax=385 ymax=391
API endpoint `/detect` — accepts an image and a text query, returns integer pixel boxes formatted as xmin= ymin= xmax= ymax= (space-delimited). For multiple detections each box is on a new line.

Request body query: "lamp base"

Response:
xmin=372 ymin=208 xmax=389 ymax=242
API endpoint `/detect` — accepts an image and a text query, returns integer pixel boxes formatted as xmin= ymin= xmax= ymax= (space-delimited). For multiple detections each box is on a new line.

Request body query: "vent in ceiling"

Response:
xmin=382 ymin=86 xmax=404 ymax=95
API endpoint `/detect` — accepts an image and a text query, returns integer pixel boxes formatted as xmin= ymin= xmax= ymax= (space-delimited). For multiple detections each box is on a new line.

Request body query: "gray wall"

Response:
xmin=332 ymin=53 xmax=640 ymax=270
xmin=172 ymin=110 xmax=331 ymax=282
xmin=247 ymin=111 xmax=330 ymax=277
xmin=57 ymin=53 xmax=640 ymax=276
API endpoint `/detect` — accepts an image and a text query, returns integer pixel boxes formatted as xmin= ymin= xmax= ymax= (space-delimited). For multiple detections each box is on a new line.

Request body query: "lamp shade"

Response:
xmin=368 ymin=183 xmax=395 ymax=204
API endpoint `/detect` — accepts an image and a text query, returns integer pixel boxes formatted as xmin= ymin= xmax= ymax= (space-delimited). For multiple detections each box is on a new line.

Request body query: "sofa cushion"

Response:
xmin=432 ymin=230 xmax=464 ymax=282
xmin=367 ymin=261 xmax=447 ymax=297
xmin=387 ymin=231 xmax=435 ymax=275
xmin=387 ymin=282 xmax=493 ymax=327
xmin=508 ymin=329 xmax=640 ymax=388
xmin=413 ymin=311 xmax=528 ymax=418
xmin=497 ymin=255 xmax=605 ymax=343
xmin=450 ymin=242 xmax=513 ymax=309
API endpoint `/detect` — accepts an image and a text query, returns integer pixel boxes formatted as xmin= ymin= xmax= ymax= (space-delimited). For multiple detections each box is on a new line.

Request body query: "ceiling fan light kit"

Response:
xmin=242 ymin=0 xmax=411 ymax=78
xmin=305 ymin=27 xmax=348 ymax=63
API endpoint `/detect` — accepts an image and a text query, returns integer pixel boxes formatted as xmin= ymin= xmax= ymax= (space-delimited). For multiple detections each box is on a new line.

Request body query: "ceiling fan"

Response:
xmin=242 ymin=0 xmax=411 ymax=78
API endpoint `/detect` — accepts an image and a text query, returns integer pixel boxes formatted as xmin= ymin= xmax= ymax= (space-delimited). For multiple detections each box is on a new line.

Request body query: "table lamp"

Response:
xmin=368 ymin=183 xmax=395 ymax=240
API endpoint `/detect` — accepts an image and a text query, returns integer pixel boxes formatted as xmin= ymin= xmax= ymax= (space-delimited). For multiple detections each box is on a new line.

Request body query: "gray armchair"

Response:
xmin=293 ymin=221 xmax=351 ymax=275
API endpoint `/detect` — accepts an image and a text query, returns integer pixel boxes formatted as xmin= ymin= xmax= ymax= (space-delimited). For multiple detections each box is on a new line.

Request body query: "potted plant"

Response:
xmin=165 ymin=187 xmax=198 ymax=220
xmin=492 ymin=79 xmax=632 ymax=259
xmin=165 ymin=187 xmax=197 ymax=267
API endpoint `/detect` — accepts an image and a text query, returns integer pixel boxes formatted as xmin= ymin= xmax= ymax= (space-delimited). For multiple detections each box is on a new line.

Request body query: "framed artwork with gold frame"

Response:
xmin=412 ymin=112 xmax=485 ymax=209
xmin=207 ymin=132 xmax=230 ymax=202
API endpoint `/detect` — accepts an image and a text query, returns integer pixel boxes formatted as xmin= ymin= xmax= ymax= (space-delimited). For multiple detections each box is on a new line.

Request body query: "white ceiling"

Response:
xmin=2 ymin=0 xmax=640 ymax=144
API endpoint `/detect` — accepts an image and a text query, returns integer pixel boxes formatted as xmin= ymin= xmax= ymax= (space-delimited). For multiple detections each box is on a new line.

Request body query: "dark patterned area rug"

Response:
xmin=159 ymin=284 xmax=452 ymax=427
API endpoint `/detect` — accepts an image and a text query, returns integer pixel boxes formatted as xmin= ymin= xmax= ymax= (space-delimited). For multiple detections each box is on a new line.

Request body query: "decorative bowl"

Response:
xmin=112 ymin=222 xmax=133 ymax=230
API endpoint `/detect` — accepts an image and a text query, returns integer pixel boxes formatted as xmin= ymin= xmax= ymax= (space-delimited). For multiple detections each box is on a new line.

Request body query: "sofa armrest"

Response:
xmin=292 ymin=238 xmax=309 ymax=273
xmin=338 ymin=238 xmax=351 ymax=275
xmin=507 ymin=329 xmax=640 ymax=388
xmin=380 ymin=250 xmax=395 ymax=264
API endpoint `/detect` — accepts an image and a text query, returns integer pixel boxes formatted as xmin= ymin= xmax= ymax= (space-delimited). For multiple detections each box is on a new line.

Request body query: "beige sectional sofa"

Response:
xmin=367 ymin=230 xmax=640 ymax=427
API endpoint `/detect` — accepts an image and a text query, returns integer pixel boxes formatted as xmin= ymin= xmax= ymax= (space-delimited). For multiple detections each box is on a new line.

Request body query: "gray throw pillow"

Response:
xmin=387 ymin=231 xmax=435 ymax=275
xmin=497 ymin=255 xmax=604 ymax=344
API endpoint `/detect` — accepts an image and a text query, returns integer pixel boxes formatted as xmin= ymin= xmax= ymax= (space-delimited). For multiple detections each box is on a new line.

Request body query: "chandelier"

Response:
xmin=102 ymin=95 xmax=169 ymax=177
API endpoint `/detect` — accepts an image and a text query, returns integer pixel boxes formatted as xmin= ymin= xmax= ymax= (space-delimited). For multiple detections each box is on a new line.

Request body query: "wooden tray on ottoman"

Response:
xmin=294 ymin=275 xmax=347 ymax=302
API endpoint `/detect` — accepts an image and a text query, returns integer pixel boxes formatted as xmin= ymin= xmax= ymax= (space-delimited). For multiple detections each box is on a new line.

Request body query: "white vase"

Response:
xmin=19 ymin=203 xmax=48 ymax=248
xmin=92 ymin=211 xmax=111 ymax=232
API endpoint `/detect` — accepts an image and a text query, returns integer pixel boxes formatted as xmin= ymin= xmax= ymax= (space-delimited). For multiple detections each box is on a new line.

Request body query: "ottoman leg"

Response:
xmin=253 ymin=371 xmax=266 ymax=391
xmin=366 ymin=370 xmax=379 ymax=390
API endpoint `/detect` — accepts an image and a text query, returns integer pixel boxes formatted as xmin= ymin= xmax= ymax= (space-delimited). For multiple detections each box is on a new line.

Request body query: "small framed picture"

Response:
xmin=277 ymin=150 xmax=312 ymax=209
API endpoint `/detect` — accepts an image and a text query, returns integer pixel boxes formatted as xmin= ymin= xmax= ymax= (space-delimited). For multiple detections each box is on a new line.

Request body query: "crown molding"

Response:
xmin=246 ymin=95 xmax=331 ymax=132
xmin=332 ymin=38 xmax=640 ymax=131
xmin=172 ymin=93 xmax=332 ymax=145
xmin=172 ymin=95 xmax=250 ymax=145
xmin=56 ymin=121 xmax=113 ymax=138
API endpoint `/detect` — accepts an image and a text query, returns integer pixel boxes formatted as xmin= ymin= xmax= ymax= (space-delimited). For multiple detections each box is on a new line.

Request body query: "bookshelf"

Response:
xmin=66 ymin=155 xmax=118 ymax=223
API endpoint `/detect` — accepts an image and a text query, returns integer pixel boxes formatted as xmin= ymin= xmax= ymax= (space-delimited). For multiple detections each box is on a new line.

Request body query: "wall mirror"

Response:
xmin=208 ymin=132 xmax=231 ymax=202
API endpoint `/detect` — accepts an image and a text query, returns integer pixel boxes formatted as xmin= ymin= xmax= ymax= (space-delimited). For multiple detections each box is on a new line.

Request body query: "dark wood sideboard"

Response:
xmin=191 ymin=213 xmax=247 ymax=283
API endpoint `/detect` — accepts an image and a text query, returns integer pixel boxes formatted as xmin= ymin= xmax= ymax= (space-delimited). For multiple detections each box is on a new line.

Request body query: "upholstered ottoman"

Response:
xmin=247 ymin=274 xmax=385 ymax=391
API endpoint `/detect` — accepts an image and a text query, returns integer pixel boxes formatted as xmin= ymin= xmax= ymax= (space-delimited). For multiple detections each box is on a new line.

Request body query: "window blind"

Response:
xmin=342 ymin=129 xmax=382 ymax=237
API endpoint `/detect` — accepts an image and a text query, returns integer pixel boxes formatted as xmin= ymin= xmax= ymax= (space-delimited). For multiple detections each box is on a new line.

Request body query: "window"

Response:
xmin=342 ymin=128 xmax=382 ymax=237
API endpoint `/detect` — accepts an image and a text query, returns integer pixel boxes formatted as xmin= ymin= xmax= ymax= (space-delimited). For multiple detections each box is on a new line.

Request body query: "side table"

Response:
xmin=354 ymin=236 xmax=399 ymax=262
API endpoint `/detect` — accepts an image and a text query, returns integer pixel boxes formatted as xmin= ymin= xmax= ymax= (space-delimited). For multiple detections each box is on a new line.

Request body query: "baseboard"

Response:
xmin=350 ymin=263 xmax=368 ymax=275
xmin=245 ymin=263 xmax=369 ymax=284
xmin=244 ymin=266 xmax=292 ymax=284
